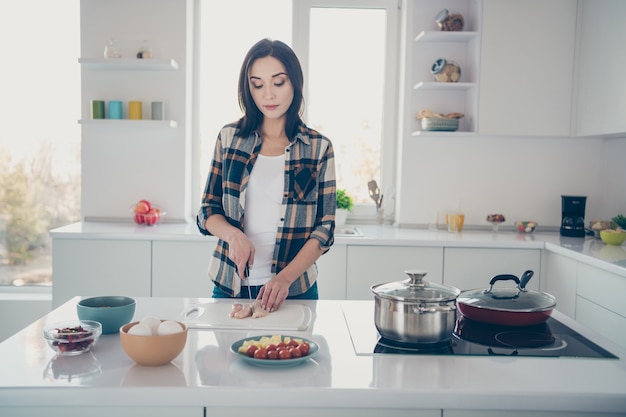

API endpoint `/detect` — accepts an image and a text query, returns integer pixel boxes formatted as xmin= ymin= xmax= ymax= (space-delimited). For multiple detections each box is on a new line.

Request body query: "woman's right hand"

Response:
xmin=225 ymin=228 xmax=255 ymax=279
xmin=205 ymin=215 xmax=255 ymax=279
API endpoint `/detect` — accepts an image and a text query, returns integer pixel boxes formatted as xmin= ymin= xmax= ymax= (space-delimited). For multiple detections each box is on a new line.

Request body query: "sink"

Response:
xmin=335 ymin=226 xmax=363 ymax=237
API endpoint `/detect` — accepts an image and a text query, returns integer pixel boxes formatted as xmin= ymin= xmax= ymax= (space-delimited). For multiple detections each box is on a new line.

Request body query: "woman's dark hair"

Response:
xmin=237 ymin=38 xmax=304 ymax=139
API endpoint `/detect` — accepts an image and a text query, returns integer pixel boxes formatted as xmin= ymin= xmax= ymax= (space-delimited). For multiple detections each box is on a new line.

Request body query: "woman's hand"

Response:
xmin=225 ymin=228 xmax=255 ymax=280
xmin=205 ymin=215 xmax=255 ymax=280
xmin=258 ymin=276 xmax=291 ymax=312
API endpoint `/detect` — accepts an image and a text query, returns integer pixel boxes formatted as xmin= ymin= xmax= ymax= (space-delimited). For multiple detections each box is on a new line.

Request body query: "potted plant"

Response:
xmin=335 ymin=189 xmax=354 ymax=227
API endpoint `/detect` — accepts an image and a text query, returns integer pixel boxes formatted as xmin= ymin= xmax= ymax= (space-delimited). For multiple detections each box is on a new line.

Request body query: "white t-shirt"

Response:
xmin=243 ymin=153 xmax=285 ymax=285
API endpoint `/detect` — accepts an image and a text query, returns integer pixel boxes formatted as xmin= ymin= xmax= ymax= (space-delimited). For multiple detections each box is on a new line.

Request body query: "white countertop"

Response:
xmin=0 ymin=297 xmax=625 ymax=414
xmin=50 ymin=222 xmax=626 ymax=277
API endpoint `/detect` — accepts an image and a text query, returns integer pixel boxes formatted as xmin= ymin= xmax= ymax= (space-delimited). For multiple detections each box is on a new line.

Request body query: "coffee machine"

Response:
xmin=560 ymin=195 xmax=587 ymax=237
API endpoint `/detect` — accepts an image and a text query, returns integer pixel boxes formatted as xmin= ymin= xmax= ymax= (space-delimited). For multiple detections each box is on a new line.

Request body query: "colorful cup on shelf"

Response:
xmin=151 ymin=101 xmax=164 ymax=120
xmin=129 ymin=101 xmax=142 ymax=120
xmin=108 ymin=100 xmax=123 ymax=119
xmin=91 ymin=100 xmax=105 ymax=119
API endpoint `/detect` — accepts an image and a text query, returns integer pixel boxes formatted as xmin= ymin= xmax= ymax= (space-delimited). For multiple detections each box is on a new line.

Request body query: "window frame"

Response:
xmin=191 ymin=0 xmax=400 ymax=222
xmin=291 ymin=0 xmax=400 ymax=222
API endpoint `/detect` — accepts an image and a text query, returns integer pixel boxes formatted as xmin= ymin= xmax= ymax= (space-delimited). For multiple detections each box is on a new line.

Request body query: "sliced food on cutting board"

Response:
xmin=179 ymin=302 xmax=313 ymax=331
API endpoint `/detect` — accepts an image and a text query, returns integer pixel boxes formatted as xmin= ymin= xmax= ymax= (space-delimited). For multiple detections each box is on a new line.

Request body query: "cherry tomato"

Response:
xmin=278 ymin=349 xmax=292 ymax=360
xmin=267 ymin=350 xmax=279 ymax=360
xmin=298 ymin=342 xmax=310 ymax=355
xmin=253 ymin=348 xmax=268 ymax=359
xmin=276 ymin=342 xmax=287 ymax=349
xmin=289 ymin=347 xmax=302 ymax=358
xmin=287 ymin=339 xmax=299 ymax=347
xmin=266 ymin=344 xmax=277 ymax=351
xmin=246 ymin=345 xmax=259 ymax=357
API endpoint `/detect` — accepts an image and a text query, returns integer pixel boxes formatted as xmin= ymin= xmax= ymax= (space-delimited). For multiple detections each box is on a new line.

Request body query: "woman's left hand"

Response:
xmin=258 ymin=277 xmax=291 ymax=312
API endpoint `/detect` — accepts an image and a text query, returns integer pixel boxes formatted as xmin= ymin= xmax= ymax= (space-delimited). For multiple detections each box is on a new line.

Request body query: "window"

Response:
xmin=196 ymin=0 xmax=398 ymax=221
xmin=293 ymin=0 xmax=399 ymax=218
xmin=0 ymin=0 xmax=81 ymax=287
xmin=196 ymin=0 xmax=292 ymax=202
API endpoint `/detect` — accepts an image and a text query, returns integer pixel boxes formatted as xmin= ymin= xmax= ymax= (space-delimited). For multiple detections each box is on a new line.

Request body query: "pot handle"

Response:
xmin=414 ymin=304 xmax=457 ymax=314
xmin=488 ymin=274 xmax=520 ymax=286
xmin=484 ymin=274 xmax=521 ymax=298
xmin=519 ymin=270 xmax=534 ymax=290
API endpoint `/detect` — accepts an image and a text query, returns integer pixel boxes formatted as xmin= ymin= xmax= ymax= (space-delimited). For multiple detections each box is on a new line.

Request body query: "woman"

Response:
xmin=197 ymin=39 xmax=336 ymax=313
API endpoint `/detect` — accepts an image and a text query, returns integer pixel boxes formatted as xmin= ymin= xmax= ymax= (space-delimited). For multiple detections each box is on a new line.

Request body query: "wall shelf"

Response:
xmin=415 ymin=30 xmax=479 ymax=43
xmin=411 ymin=130 xmax=476 ymax=137
xmin=414 ymin=81 xmax=476 ymax=91
xmin=79 ymin=58 xmax=179 ymax=71
xmin=79 ymin=119 xmax=178 ymax=128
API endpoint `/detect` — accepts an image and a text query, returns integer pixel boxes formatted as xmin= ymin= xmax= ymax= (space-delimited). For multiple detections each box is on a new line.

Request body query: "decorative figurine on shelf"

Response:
xmin=137 ymin=40 xmax=153 ymax=59
xmin=104 ymin=38 xmax=122 ymax=59
xmin=435 ymin=9 xmax=464 ymax=32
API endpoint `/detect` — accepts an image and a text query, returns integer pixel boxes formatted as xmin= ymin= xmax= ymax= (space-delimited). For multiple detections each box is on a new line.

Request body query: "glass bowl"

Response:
xmin=516 ymin=221 xmax=537 ymax=233
xmin=486 ymin=214 xmax=506 ymax=232
xmin=131 ymin=207 xmax=165 ymax=226
xmin=43 ymin=320 xmax=102 ymax=356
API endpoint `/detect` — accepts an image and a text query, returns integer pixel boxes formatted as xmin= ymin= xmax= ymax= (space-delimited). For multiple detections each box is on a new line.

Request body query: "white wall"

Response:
xmin=394 ymin=135 xmax=620 ymax=228
xmin=80 ymin=0 xmax=194 ymax=222
xmin=79 ymin=0 xmax=624 ymax=229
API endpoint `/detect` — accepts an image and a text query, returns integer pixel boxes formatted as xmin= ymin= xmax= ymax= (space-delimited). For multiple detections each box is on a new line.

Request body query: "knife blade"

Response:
xmin=244 ymin=264 xmax=252 ymax=300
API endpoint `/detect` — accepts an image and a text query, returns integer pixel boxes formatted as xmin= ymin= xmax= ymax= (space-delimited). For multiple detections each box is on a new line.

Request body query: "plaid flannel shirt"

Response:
xmin=197 ymin=122 xmax=336 ymax=297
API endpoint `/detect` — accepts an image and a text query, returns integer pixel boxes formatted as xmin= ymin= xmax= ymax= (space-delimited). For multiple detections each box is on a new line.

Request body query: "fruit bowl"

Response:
xmin=131 ymin=199 xmax=165 ymax=226
xmin=600 ymin=229 xmax=626 ymax=246
xmin=43 ymin=320 xmax=102 ymax=356
xmin=486 ymin=214 xmax=505 ymax=232
xmin=515 ymin=221 xmax=537 ymax=233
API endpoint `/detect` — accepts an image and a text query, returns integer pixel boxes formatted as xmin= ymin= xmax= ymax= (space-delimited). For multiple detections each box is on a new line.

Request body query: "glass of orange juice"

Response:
xmin=446 ymin=212 xmax=465 ymax=233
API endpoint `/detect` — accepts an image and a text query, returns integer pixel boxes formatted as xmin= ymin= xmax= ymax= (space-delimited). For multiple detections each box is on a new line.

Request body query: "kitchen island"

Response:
xmin=1 ymin=297 xmax=625 ymax=417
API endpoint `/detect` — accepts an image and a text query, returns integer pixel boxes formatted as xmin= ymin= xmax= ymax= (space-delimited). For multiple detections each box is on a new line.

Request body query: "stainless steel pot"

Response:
xmin=371 ymin=270 xmax=461 ymax=345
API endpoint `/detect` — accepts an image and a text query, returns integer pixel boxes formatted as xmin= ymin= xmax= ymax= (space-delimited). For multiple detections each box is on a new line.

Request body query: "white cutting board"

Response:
xmin=179 ymin=302 xmax=313 ymax=331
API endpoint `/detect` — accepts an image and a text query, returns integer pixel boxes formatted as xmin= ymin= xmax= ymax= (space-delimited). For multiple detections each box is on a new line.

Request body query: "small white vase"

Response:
xmin=335 ymin=209 xmax=349 ymax=226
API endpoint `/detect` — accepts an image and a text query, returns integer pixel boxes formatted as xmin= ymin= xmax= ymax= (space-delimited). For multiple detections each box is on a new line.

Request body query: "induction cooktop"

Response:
xmin=342 ymin=304 xmax=618 ymax=359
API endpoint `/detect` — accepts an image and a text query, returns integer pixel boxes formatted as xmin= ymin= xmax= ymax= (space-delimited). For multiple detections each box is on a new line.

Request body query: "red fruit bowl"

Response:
xmin=131 ymin=202 xmax=165 ymax=226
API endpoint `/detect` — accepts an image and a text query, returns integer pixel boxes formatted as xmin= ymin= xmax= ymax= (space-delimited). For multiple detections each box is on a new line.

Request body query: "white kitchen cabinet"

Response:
xmin=152 ymin=240 xmax=215 ymax=297
xmin=479 ymin=0 xmax=577 ymax=136
xmin=443 ymin=248 xmax=541 ymax=291
xmin=542 ymin=250 xmax=577 ymax=318
xmin=1 ymin=406 xmax=202 ymax=417
xmin=575 ymin=0 xmax=626 ymax=136
xmin=346 ymin=246 xmax=444 ymax=300
xmin=207 ymin=408 xmax=439 ymax=417
xmin=576 ymin=296 xmax=626 ymax=350
xmin=444 ymin=410 xmax=624 ymax=417
xmin=576 ymin=262 xmax=626 ymax=348
xmin=316 ymin=244 xmax=348 ymax=300
xmin=52 ymin=239 xmax=152 ymax=308
xmin=577 ymin=262 xmax=626 ymax=317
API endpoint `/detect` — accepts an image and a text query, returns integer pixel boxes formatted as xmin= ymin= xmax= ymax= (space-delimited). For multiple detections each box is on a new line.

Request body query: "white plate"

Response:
xmin=230 ymin=335 xmax=319 ymax=367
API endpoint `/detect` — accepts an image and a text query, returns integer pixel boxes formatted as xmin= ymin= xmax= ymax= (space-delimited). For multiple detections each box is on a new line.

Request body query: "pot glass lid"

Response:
xmin=457 ymin=273 xmax=556 ymax=311
xmin=371 ymin=270 xmax=460 ymax=302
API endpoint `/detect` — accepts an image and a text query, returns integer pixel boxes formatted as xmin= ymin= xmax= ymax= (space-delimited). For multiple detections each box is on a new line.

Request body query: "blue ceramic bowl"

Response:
xmin=77 ymin=296 xmax=136 ymax=334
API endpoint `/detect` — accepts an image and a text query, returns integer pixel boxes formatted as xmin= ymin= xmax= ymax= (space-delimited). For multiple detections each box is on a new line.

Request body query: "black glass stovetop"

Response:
xmin=372 ymin=316 xmax=618 ymax=359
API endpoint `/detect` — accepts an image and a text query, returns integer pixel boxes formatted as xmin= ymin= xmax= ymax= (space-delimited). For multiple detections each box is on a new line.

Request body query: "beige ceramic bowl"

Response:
xmin=120 ymin=320 xmax=188 ymax=366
